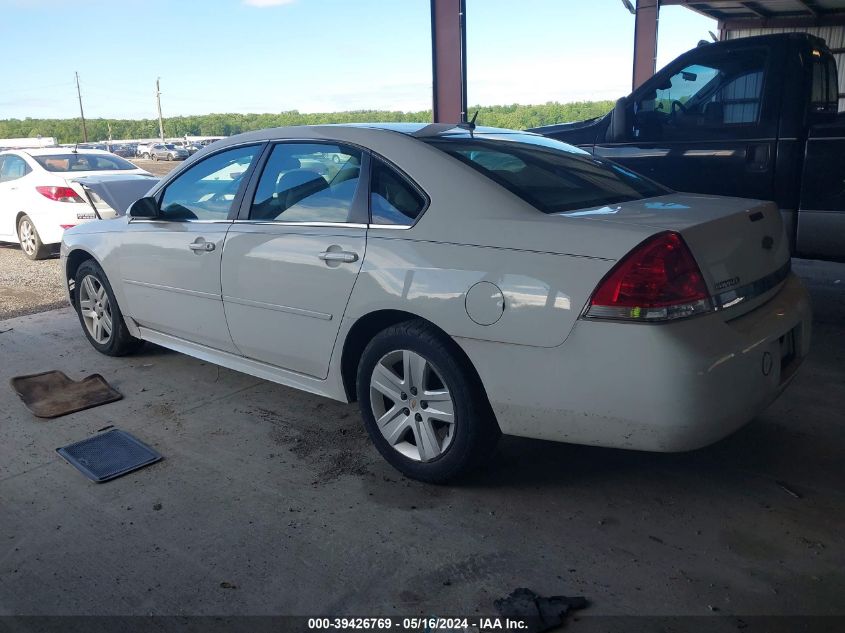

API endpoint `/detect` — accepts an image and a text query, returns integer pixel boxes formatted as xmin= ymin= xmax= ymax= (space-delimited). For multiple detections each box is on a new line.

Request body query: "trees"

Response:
xmin=0 ymin=101 xmax=614 ymax=143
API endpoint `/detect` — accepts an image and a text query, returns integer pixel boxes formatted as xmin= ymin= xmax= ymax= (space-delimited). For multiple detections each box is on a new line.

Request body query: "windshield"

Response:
xmin=422 ymin=133 xmax=668 ymax=213
xmin=34 ymin=153 xmax=137 ymax=172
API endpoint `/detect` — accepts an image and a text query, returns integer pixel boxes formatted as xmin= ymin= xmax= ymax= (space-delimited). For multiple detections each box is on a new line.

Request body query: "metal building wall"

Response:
xmin=724 ymin=26 xmax=845 ymax=111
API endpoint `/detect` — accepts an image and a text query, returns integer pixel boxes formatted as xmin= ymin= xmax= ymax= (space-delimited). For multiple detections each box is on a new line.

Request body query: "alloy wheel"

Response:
xmin=369 ymin=349 xmax=456 ymax=462
xmin=18 ymin=219 xmax=36 ymax=257
xmin=78 ymin=274 xmax=113 ymax=344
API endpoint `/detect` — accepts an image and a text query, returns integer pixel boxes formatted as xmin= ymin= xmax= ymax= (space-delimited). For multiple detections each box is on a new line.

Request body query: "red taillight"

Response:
xmin=36 ymin=186 xmax=84 ymax=203
xmin=586 ymin=231 xmax=712 ymax=322
xmin=60 ymin=224 xmax=77 ymax=230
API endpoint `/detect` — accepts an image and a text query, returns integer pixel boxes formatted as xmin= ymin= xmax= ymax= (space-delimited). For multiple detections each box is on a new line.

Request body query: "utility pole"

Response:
xmin=75 ymin=71 xmax=88 ymax=142
xmin=155 ymin=77 xmax=165 ymax=142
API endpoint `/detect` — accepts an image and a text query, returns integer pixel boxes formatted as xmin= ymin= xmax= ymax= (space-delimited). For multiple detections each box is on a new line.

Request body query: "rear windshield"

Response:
xmin=422 ymin=133 xmax=668 ymax=213
xmin=34 ymin=153 xmax=136 ymax=172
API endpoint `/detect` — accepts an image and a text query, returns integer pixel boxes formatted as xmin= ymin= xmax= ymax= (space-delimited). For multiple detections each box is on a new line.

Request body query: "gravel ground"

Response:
xmin=0 ymin=246 xmax=65 ymax=320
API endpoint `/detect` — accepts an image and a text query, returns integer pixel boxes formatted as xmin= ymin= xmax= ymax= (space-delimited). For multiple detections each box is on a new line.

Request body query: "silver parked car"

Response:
xmin=61 ymin=123 xmax=810 ymax=482
xmin=149 ymin=143 xmax=189 ymax=161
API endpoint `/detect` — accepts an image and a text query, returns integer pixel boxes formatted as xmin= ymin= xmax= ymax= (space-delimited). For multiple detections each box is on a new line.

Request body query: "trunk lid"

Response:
xmin=556 ymin=193 xmax=791 ymax=315
xmin=66 ymin=174 xmax=159 ymax=218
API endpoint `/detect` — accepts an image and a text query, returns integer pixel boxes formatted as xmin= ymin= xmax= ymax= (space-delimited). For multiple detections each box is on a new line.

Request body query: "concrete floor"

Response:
xmin=0 ymin=260 xmax=842 ymax=620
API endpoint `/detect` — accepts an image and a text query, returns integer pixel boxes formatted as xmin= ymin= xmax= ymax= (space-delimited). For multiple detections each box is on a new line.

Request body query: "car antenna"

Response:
xmin=457 ymin=110 xmax=479 ymax=134
xmin=72 ymin=142 xmax=78 ymax=154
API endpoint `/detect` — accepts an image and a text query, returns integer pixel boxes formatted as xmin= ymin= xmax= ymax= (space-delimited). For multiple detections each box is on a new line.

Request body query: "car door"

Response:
xmin=594 ymin=46 xmax=777 ymax=202
xmin=118 ymin=143 xmax=263 ymax=352
xmin=221 ymin=141 xmax=368 ymax=379
xmin=0 ymin=155 xmax=31 ymax=240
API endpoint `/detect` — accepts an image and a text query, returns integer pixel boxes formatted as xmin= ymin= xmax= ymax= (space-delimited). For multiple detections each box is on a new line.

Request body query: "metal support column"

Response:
xmin=632 ymin=0 xmax=660 ymax=90
xmin=431 ymin=0 xmax=467 ymax=123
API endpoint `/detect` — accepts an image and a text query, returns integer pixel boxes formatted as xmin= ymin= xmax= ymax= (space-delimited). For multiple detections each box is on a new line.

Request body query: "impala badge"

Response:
xmin=762 ymin=235 xmax=774 ymax=250
xmin=715 ymin=277 xmax=740 ymax=290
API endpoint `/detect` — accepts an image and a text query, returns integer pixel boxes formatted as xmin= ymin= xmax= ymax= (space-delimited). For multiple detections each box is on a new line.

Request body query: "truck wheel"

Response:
xmin=357 ymin=320 xmax=500 ymax=483
xmin=18 ymin=215 xmax=49 ymax=260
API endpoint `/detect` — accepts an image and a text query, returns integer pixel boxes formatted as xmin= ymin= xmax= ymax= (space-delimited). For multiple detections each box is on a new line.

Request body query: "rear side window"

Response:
xmin=423 ymin=135 xmax=667 ymax=214
xmin=0 ymin=155 xmax=30 ymax=182
xmin=810 ymin=54 xmax=839 ymax=114
xmin=249 ymin=143 xmax=362 ymax=223
xmin=370 ymin=160 xmax=426 ymax=225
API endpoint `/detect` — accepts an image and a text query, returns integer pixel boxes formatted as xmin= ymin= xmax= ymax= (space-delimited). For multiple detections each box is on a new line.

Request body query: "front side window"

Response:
xmin=249 ymin=143 xmax=362 ymax=223
xmin=159 ymin=144 xmax=260 ymax=220
xmin=423 ymin=134 xmax=667 ymax=214
xmin=0 ymin=155 xmax=30 ymax=182
xmin=370 ymin=160 xmax=426 ymax=225
xmin=34 ymin=153 xmax=136 ymax=172
xmin=633 ymin=49 xmax=768 ymax=140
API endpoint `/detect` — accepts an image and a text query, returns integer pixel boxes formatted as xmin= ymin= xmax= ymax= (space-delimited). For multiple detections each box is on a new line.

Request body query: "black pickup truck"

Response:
xmin=533 ymin=33 xmax=844 ymax=262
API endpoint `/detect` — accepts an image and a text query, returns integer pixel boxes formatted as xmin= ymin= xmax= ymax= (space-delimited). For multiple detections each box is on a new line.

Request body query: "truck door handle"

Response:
xmin=188 ymin=238 xmax=215 ymax=252
xmin=318 ymin=250 xmax=358 ymax=263
xmin=746 ymin=143 xmax=771 ymax=172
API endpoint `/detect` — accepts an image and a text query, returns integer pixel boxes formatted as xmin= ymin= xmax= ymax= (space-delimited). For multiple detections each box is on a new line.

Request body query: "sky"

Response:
xmin=0 ymin=0 xmax=716 ymax=120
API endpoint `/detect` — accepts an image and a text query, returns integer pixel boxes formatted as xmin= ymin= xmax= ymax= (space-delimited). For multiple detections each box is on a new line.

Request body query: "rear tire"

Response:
xmin=357 ymin=320 xmax=500 ymax=483
xmin=74 ymin=259 xmax=143 ymax=356
xmin=17 ymin=215 xmax=49 ymax=260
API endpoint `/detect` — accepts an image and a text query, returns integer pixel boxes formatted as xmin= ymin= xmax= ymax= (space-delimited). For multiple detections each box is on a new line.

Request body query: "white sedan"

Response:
xmin=60 ymin=124 xmax=811 ymax=482
xmin=0 ymin=148 xmax=155 ymax=259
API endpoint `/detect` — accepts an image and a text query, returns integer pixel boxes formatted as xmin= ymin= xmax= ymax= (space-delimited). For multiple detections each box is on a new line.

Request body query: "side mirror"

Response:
xmin=607 ymin=97 xmax=629 ymax=143
xmin=128 ymin=196 xmax=159 ymax=218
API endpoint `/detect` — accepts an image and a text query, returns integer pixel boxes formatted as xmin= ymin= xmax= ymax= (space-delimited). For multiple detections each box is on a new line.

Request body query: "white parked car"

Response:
xmin=61 ymin=124 xmax=811 ymax=482
xmin=0 ymin=149 xmax=155 ymax=259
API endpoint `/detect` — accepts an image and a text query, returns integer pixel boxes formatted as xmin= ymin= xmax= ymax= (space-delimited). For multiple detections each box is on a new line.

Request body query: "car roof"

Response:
xmin=210 ymin=122 xmax=537 ymax=148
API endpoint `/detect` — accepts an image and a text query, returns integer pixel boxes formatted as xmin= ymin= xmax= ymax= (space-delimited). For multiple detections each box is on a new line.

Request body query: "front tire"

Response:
xmin=167 ymin=153 xmax=174 ymax=161
xmin=151 ymin=153 xmax=158 ymax=162
xmin=74 ymin=259 xmax=143 ymax=356
xmin=357 ymin=320 xmax=499 ymax=483
xmin=18 ymin=215 xmax=49 ymax=260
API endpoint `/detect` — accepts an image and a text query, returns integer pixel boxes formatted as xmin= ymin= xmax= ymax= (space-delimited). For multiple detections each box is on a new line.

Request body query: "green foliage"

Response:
xmin=0 ymin=101 xmax=613 ymax=144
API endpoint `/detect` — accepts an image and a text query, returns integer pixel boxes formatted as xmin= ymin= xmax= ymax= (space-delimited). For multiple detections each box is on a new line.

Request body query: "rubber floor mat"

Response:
xmin=10 ymin=370 xmax=122 ymax=419
xmin=57 ymin=429 xmax=162 ymax=482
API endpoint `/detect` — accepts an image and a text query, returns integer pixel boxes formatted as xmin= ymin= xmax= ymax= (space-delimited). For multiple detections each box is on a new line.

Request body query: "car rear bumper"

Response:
xmin=458 ymin=273 xmax=812 ymax=452
xmin=35 ymin=205 xmax=102 ymax=246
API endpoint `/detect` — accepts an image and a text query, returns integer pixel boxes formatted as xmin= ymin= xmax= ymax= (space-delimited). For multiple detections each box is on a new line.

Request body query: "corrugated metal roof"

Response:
xmin=665 ymin=0 xmax=845 ymax=22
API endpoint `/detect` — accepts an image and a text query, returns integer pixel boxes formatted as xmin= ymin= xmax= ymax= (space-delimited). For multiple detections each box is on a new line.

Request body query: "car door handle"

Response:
xmin=318 ymin=250 xmax=358 ymax=263
xmin=188 ymin=239 xmax=215 ymax=252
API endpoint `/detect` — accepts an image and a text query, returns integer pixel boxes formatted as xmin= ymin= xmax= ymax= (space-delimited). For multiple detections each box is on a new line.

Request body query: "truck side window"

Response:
xmin=632 ymin=49 xmax=768 ymax=142
xmin=810 ymin=55 xmax=839 ymax=114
